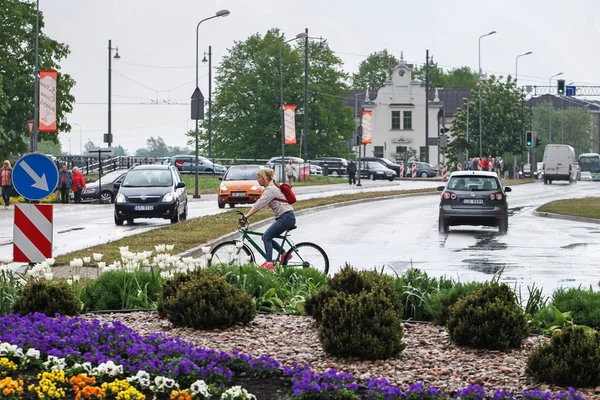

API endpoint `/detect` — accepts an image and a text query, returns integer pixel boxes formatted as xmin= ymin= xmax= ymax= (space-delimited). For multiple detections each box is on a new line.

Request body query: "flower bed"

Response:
xmin=0 ymin=313 xmax=587 ymax=399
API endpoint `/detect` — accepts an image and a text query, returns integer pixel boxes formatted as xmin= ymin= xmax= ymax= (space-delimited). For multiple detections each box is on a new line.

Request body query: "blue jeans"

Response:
xmin=262 ymin=211 xmax=296 ymax=262
xmin=1 ymin=186 xmax=11 ymax=207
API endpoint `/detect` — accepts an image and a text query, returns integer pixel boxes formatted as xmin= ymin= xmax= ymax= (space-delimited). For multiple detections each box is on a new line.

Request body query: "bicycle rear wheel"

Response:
xmin=284 ymin=242 xmax=329 ymax=274
xmin=209 ymin=241 xmax=255 ymax=266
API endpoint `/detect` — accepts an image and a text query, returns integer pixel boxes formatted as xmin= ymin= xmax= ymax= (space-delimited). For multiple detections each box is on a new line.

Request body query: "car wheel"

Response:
xmin=330 ymin=170 xmax=339 ymax=177
xmin=229 ymin=203 xmax=236 ymax=208
xmin=100 ymin=191 xmax=113 ymax=204
xmin=370 ymin=174 xmax=375 ymax=181
xmin=170 ymin=203 xmax=180 ymax=224
xmin=181 ymin=204 xmax=188 ymax=221
xmin=438 ymin=215 xmax=449 ymax=233
xmin=388 ymin=177 xmax=394 ymax=181
xmin=498 ymin=217 xmax=508 ymax=234
xmin=218 ymin=202 xmax=225 ymax=209
xmin=127 ymin=219 xmax=134 ymax=225
xmin=544 ymin=178 xmax=548 ymax=185
xmin=420 ymin=172 xmax=428 ymax=178
xmin=114 ymin=213 xmax=124 ymax=226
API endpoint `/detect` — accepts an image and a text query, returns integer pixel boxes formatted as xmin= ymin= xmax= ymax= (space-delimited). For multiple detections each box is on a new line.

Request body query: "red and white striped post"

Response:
xmin=13 ymin=204 xmax=53 ymax=263
xmin=399 ymin=162 xmax=404 ymax=178
xmin=442 ymin=165 xmax=448 ymax=181
xmin=411 ymin=163 xmax=417 ymax=179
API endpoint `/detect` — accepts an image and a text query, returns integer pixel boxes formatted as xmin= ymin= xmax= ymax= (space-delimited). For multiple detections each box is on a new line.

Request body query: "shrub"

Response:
xmin=305 ymin=264 xmax=401 ymax=323
xmin=552 ymin=287 xmax=600 ymax=330
xmin=427 ymin=281 xmax=486 ymax=326
xmin=81 ymin=269 xmax=162 ymax=311
xmin=527 ymin=325 xmax=600 ymax=387
xmin=319 ymin=289 xmax=405 ymax=360
xmin=12 ymin=280 xmax=81 ymax=316
xmin=395 ymin=268 xmax=455 ymax=321
xmin=157 ymin=269 xmax=255 ymax=329
xmin=447 ymin=283 xmax=529 ymax=350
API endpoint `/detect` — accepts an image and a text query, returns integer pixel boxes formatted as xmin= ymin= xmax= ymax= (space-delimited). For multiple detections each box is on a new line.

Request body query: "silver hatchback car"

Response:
xmin=437 ymin=171 xmax=512 ymax=234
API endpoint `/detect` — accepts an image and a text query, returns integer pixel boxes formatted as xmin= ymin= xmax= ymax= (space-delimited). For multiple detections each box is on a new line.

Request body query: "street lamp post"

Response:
xmin=515 ymin=51 xmax=532 ymax=83
xmin=548 ymin=72 xmax=563 ymax=143
xmin=202 ymin=46 xmax=216 ymax=172
xmin=108 ymin=40 xmax=120 ymax=148
xmin=280 ymin=32 xmax=308 ymax=180
xmin=194 ymin=10 xmax=230 ymax=199
xmin=478 ymin=30 xmax=496 ymax=158
xmin=301 ymin=30 xmax=324 ymax=161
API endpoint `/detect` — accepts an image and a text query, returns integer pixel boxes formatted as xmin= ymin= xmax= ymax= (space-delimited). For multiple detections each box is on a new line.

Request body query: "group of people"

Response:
xmin=465 ymin=156 xmax=504 ymax=174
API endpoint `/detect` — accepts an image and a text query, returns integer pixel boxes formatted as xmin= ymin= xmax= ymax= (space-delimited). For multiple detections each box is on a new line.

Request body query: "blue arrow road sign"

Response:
xmin=566 ymin=85 xmax=577 ymax=97
xmin=12 ymin=153 xmax=59 ymax=201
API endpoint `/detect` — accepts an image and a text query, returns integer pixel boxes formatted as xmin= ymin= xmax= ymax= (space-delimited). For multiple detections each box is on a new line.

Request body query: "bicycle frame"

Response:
xmin=236 ymin=226 xmax=294 ymax=261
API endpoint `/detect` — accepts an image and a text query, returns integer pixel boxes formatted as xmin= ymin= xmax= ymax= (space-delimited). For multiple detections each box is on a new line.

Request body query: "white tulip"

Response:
xmin=72 ymin=275 xmax=80 ymax=282
xmin=97 ymin=261 xmax=106 ymax=269
xmin=45 ymin=258 xmax=55 ymax=266
xmin=201 ymin=246 xmax=211 ymax=254
xmin=235 ymin=241 xmax=243 ymax=249
xmin=92 ymin=253 xmax=103 ymax=261
xmin=205 ymin=254 xmax=212 ymax=261
xmin=44 ymin=272 xmax=53 ymax=281
xmin=155 ymin=244 xmax=166 ymax=253
xmin=83 ymin=256 xmax=91 ymax=263
xmin=166 ymin=244 xmax=174 ymax=251
xmin=119 ymin=246 xmax=129 ymax=252
xmin=66 ymin=278 xmax=72 ymax=285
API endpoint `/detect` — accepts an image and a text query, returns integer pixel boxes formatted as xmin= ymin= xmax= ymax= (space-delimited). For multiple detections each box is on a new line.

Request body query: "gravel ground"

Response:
xmin=77 ymin=311 xmax=600 ymax=399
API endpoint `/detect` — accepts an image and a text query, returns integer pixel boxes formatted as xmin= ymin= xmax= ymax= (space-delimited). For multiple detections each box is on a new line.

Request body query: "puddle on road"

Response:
xmin=462 ymin=257 xmax=513 ymax=275
xmin=450 ymin=231 xmax=507 ymax=251
xmin=56 ymin=227 xmax=85 ymax=234
xmin=507 ymin=206 xmax=526 ymax=216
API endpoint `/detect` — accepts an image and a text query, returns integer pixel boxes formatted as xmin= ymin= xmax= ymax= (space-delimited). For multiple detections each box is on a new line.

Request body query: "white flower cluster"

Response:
xmin=220 ymin=385 xmax=256 ymax=400
xmin=42 ymin=355 xmax=67 ymax=371
xmin=150 ymin=375 xmax=179 ymax=393
xmin=190 ymin=379 xmax=212 ymax=398
xmin=89 ymin=360 xmax=124 ymax=378
xmin=26 ymin=258 xmax=55 ymax=281
xmin=127 ymin=369 xmax=151 ymax=388
xmin=0 ymin=342 xmax=40 ymax=368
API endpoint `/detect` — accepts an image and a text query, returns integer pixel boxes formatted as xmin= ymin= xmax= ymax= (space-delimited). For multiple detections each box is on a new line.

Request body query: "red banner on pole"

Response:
xmin=361 ymin=110 xmax=372 ymax=144
xmin=39 ymin=70 xmax=57 ymax=132
xmin=284 ymin=104 xmax=296 ymax=145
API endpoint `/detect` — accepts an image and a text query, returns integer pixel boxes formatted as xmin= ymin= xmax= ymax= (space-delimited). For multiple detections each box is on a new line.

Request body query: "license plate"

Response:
xmin=231 ymin=192 xmax=246 ymax=197
xmin=134 ymin=205 xmax=154 ymax=211
xmin=462 ymin=199 xmax=484 ymax=205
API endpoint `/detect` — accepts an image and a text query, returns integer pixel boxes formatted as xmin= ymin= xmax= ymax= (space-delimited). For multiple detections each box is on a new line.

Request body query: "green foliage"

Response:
xmin=158 ymin=269 xmax=256 ymax=330
xmin=0 ymin=0 xmax=75 ymax=161
xmin=12 ymin=280 xmax=81 ymax=317
xmin=412 ymin=63 xmax=479 ymax=90
xmin=551 ymin=287 xmax=600 ymax=330
xmin=395 ymin=268 xmax=454 ymax=321
xmin=518 ymin=283 xmax=549 ymax=317
xmin=81 ymin=270 xmax=163 ymax=311
xmin=447 ymin=283 xmax=530 ymax=350
xmin=305 ymin=264 xmax=401 ymax=323
xmin=0 ymin=269 xmax=25 ymax=315
xmin=426 ymin=281 xmax=486 ymax=326
xmin=319 ymin=289 xmax=406 ymax=360
xmin=351 ymin=50 xmax=399 ymax=90
xmin=531 ymin=305 xmax=575 ymax=335
xmin=209 ymin=29 xmax=354 ymax=159
xmin=446 ymin=75 xmax=528 ymax=165
xmin=527 ymin=325 xmax=600 ymax=387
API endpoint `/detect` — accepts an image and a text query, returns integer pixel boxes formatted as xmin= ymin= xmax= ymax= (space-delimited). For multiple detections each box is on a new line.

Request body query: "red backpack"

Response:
xmin=274 ymin=183 xmax=296 ymax=204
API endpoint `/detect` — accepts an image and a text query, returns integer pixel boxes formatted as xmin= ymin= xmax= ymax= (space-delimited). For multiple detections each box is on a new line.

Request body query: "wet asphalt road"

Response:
xmin=291 ymin=180 xmax=600 ymax=297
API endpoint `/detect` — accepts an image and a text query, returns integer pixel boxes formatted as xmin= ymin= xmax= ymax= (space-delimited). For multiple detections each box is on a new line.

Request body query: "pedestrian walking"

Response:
xmin=285 ymin=160 xmax=296 ymax=187
xmin=58 ymin=165 xmax=73 ymax=203
xmin=71 ymin=167 xmax=86 ymax=204
xmin=1 ymin=160 xmax=13 ymax=209
xmin=347 ymin=160 xmax=357 ymax=185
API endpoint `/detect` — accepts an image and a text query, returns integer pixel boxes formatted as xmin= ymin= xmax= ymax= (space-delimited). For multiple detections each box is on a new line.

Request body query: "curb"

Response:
xmin=179 ymin=190 xmax=438 ymax=259
xmin=532 ymin=210 xmax=600 ymax=225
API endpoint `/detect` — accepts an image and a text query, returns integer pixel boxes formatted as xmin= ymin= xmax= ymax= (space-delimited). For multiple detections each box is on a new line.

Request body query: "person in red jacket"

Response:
xmin=71 ymin=166 xmax=86 ymax=204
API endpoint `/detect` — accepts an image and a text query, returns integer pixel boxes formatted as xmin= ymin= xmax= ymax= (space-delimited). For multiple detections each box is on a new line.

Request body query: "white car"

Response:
xmin=310 ymin=164 xmax=323 ymax=175
xmin=580 ymin=171 xmax=593 ymax=181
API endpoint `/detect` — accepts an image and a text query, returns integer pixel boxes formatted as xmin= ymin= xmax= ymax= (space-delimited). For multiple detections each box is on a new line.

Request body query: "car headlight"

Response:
xmin=250 ymin=184 xmax=260 ymax=190
xmin=376 ymin=171 xmax=384 ymax=174
xmin=220 ymin=182 xmax=229 ymax=191
xmin=116 ymin=193 xmax=126 ymax=204
xmin=162 ymin=192 xmax=175 ymax=202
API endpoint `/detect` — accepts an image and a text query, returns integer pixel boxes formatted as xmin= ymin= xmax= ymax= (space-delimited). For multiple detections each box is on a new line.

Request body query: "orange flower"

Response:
xmin=169 ymin=389 xmax=192 ymax=400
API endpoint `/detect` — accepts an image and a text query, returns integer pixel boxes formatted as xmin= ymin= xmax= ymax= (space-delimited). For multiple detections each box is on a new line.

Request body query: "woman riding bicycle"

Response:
xmin=241 ymin=168 xmax=295 ymax=270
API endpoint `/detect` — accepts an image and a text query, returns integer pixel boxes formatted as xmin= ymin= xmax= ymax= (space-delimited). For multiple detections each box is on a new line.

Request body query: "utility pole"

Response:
xmin=303 ymin=28 xmax=309 ymax=161
xmin=424 ymin=49 xmax=430 ymax=164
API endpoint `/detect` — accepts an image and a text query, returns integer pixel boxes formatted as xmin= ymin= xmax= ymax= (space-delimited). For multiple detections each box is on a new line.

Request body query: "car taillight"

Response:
xmin=569 ymin=164 xmax=572 ymax=171
xmin=490 ymin=192 xmax=503 ymax=200
xmin=542 ymin=163 xmax=545 ymax=172
xmin=175 ymin=160 xmax=183 ymax=169
xmin=442 ymin=191 xmax=456 ymax=200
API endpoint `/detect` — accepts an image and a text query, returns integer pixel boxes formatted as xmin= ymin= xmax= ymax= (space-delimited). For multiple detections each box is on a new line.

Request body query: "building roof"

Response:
xmin=428 ymin=89 xmax=473 ymax=117
xmin=346 ymin=90 xmax=380 ymax=117
xmin=526 ymin=94 xmax=600 ymax=111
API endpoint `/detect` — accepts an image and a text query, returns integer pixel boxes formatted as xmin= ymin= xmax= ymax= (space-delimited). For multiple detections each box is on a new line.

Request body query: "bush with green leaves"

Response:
xmin=551 ymin=287 xmax=600 ymax=330
xmin=158 ymin=269 xmax=255 ymax=329
xmin=527 ymin=325 xmax=600 ymax=387
xmin=12 ymin=280 xmax=81 ymax=316
xmin=531 ymin=305 xmax=574 ymax=335
xmin=81 ymin=269 xmax=163 ymax=311
xmin=426 ymin=281 xmax=486 ymax=326
xmin=395 ymin=268 xmax=454 ymax=321
xmin=305 ymin=264 xmax=401 ymax=323
xmin=319 ymin=288 xmax=406 ymax=360
xmin=447 ymin=283 xmax=529 ymax=350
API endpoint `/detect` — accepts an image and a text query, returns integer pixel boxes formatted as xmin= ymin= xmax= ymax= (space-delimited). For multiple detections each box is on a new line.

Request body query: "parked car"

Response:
xmin=310 ymin=164 xmax=323 ymax=175
xmin=521 ymin=163 xmax=533 ymax=178
xmin=581 ymin=171 xmax=593 ymax=181
xmin=266 ymin=156 xmax=305 ymax=167
xmin=80 ymin=169 xmax=128 ymax=203
xmin=310 ymin=157 xmax=348 ymax=176
xmin=218 ymin=165 xmax=265 ymax=209
xmin=359 ymin=157 xmax=402 ymax=177
xmin=403 ymin=161 xmax=438 ymax=178
xmin=437 ymin=171 xmax=511 ymax=234
xmin=358 ymin=162 xmax=396 ymax=181
xmin=114 ymin=165 xmax=188 ymax=225
xmin=169 ymin=154 xmax=226 ymax=174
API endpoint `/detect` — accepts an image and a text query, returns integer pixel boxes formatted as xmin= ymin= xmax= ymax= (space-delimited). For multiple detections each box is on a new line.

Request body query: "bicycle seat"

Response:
xmin=286 ymin=226 xmax=297 ymax=231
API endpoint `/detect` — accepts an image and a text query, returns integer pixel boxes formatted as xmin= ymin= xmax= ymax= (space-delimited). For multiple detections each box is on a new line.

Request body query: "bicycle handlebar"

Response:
xmin=235 ymin=210 xmax=249 ymax=230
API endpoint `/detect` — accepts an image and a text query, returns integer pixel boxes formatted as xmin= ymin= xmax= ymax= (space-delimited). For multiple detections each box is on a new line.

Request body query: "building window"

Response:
xmin=374 ymin=146 xmax=384 ymax=158
xmin=419 ymin=146 xmax=427 ymax=162
xmin=403 ymin=111 xmax=412 ymax=130
xmin=391 ymin=111 xmax=401 ymax=130
xmin=395 ymin=146 xmax=407 ymax=162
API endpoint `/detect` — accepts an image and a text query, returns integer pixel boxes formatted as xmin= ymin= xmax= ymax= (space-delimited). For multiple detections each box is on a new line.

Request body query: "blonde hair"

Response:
xmin=2 ymin=160 xmax=10 ymax=168
xmin=257 ymin=168 xmax=275 ymax=182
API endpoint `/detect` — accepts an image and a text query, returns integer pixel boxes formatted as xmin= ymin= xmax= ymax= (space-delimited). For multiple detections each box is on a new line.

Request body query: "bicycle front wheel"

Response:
xmin=284 ymin=242 xmax=329 ymax=275
xmin=209 ymin=241 xmax=255 ymax=266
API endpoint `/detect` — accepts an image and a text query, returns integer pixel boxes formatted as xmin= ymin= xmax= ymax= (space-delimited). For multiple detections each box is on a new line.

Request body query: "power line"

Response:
xmin=118 ymin=60 xmax=198 ymax=69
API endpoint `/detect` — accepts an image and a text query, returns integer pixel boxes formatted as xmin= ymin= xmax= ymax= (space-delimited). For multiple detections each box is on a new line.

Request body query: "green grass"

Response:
xmin=537 ymin=197 xmax=600 ymax=220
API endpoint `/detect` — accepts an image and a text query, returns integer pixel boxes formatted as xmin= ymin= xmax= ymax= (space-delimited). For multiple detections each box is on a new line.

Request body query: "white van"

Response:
xmin=542 ymin=144 xmax=578 ymax=184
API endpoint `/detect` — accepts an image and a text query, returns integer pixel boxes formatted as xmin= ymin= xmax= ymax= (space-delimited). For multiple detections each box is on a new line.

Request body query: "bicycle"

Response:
xmin=209 ymin=211 xmax=329 ymax=274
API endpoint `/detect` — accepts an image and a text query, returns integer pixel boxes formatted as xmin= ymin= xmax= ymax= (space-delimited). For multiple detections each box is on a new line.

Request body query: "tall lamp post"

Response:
xmin=280 ymin=32 xmax=308 ymax=180
xmin=202 ymin=47 xmax=215 ymax=171
xmin=478 ymin=30 xmax=496 ymax=158
xmin=193 ymin=9 xmax=230 ymax=199
xmin=515 ymin=51 xmax=532 ymax=82
xmin=548 ymin=72 xmax=563 ymax=142
xmin=107 ymin=40 xmax=120 ymax=148
xmin=302 ymin=29 xmax=324 ymax=161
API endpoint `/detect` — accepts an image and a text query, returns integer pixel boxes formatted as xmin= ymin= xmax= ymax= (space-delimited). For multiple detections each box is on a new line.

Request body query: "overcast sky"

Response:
xmin=41 ymin=0 xmax=600 ymax=155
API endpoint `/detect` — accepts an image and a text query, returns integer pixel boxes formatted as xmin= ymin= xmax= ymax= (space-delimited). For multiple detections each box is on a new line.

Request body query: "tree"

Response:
xmin=209 ymin=29 xmax=354 ymax=159
xmin=0 ymin=0 xmax=76 ymax=161
xmin=412 ymin=63 xmax=478 ymax=90
xmin=351 ymin=50 xmax=399 ymax=90
xmin=446 ymin=75 xmax=529 ymax=164
xmin=37 ymin=139 xmax=62 ymax=155
xmin=113 ymin=145 xmax=127 ymax=157
xmin=84 ymin=140 xmax=97 ymax=154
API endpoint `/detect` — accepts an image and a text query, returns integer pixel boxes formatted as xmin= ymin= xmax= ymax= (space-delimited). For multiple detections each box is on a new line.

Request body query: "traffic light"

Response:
xmin=535 ymin=137 xmax=542 ymax=147
xmin=557 ymin=79 xmax=565 ymax=95
xmin=526 ymin=131 xmax=533 ymax=147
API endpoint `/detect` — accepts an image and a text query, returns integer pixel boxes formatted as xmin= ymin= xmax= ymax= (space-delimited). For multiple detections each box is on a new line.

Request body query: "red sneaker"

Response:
xmin=260 ymin=261 xmax=275 ymax=271
xmin=279 ymin=253 xmax=293 ymax=264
